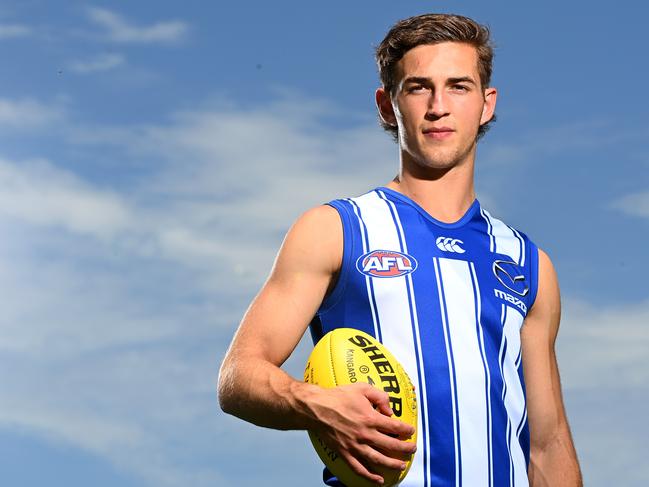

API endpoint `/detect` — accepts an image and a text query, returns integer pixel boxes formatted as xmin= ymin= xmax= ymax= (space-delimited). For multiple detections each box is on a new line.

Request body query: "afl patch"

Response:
xmin=356 ymin=250 xmax=417 ymax=278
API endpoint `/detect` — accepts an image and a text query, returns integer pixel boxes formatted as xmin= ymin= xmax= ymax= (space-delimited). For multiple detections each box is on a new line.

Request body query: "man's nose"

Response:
xmin=427 ymin=91 xmax=449 ymax=118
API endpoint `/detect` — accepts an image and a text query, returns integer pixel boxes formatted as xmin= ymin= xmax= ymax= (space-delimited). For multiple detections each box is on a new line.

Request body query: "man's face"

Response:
xmin=378 ymin=42 xmax=496 ymax=170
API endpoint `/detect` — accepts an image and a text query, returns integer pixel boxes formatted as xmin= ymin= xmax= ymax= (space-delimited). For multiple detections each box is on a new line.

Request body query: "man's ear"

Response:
xmin=375 ymin=87 xmax=397 ymax=126
xmin=480 ymin=87 xmax=497 ymax=125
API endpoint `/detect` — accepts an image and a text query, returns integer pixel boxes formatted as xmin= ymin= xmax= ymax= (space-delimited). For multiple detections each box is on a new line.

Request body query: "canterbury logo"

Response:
xmin=436 ymin=237 xmax=465 ymax=253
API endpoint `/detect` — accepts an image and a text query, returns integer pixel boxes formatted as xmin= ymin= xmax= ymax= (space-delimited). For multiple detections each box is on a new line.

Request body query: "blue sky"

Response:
xmin=0 ymin=1 xmax=647 ymax=486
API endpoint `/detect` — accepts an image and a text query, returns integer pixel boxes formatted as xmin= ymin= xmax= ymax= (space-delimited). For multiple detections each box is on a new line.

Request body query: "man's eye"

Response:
xmin=408 ymin=85 xmax=426 ymax=93
xmin=452 ymin=85 xmax=469 ymax=92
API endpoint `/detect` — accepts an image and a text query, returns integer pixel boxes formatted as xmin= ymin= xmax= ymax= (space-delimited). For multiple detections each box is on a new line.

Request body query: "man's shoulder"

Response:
xmin=269 ymin=205 xmax=343 ymax=281
xmin=296 ymin=204 xmax=341 ymax=230
xmin=287 ymin=205 xmax=342 ymax=257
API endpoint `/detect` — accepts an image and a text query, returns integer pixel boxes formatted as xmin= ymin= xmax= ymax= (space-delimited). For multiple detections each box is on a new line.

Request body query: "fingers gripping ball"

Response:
xmin=304 ymin=328 xmax=418 ymax=487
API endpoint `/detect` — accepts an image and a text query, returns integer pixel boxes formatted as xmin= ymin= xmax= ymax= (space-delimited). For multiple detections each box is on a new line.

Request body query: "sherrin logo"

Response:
xmin=356 ymin=250 xmax=418 ymax=278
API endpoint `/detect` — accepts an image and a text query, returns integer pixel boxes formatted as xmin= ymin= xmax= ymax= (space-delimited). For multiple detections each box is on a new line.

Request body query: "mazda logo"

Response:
xmin=492 ymin=259 xmax=529 ymax=297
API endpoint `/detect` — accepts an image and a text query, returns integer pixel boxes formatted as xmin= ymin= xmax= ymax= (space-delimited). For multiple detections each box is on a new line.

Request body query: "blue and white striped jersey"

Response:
xmin=310 ymin=187 xmax=539 ymax=487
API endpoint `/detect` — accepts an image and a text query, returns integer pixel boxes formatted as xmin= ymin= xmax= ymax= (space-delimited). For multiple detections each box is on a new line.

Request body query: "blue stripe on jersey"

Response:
xmin=315 ymin=200 xmax=375 ymax=339
xmin=520 ymin=415 xmax=531 ymax=468
xmin=348 ymin=198 xmax=383 ymax=342
xmin=517 ymin=354 xmax=531 ymax=468
xmin=403 ymin=237 xmax=455 ymax=485
xmin=516 ymin=405 xmax=528 ymax=438
xmin=527 ymin=239 xmax=540 ymax=311
xmin=434 ymin=257 xmax=462 ymax=486
xmin=491 ymin=305 xmax=510 ymax=487
xmin=498 ymin=323 xmax=514 ymax=487
xmin=507 ymin=420 xmax=514 ymax=487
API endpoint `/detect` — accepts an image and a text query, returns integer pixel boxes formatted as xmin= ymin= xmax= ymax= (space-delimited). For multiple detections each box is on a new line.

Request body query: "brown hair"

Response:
xmin=375 ymin=13 xmax=496 ymax=141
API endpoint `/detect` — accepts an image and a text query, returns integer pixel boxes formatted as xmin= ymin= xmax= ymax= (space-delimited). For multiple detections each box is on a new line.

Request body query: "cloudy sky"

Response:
xmin=0 ymin=1 xmax=647 ymax=486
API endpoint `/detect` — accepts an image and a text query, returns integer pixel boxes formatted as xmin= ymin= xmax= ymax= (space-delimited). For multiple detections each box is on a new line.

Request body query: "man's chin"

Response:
xmin=424 ymin=143 xmax=476 ymax=168
xmin=418 ymin=151 xmax=463 ymax=170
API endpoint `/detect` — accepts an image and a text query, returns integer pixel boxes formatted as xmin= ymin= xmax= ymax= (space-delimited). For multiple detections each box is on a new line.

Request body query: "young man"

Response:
xmin=218 ymin=13 xmax=582 ymax=487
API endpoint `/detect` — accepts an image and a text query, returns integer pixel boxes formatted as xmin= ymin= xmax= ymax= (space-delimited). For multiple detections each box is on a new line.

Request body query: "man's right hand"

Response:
xmin=300 ymin=382 xmax=417 ymax=485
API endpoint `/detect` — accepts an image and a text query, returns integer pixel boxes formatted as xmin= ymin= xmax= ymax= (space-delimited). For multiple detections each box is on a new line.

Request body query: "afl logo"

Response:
xmin=356 ymin=250 xmax=418 ymax=278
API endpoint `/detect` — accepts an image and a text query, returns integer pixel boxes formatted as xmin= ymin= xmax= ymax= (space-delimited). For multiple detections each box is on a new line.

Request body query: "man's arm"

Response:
xmin=521 ymin=249 xmax=582 ymax=486
xmin=218 ymin=205 xmax=416 ymax=485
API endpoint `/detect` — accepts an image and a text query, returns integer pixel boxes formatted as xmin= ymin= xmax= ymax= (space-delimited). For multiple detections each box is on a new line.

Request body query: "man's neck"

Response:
xmin=386 ymin=154 xmax=476 ymax=224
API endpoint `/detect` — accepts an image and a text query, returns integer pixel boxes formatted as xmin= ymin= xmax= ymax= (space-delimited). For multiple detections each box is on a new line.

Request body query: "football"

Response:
xmin=304 ymin=328 xmax=417 ymax=487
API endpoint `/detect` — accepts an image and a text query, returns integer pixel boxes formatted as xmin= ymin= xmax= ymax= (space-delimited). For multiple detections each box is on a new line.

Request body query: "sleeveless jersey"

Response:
xmin=310 ymin=187 xmax=539 ymax=487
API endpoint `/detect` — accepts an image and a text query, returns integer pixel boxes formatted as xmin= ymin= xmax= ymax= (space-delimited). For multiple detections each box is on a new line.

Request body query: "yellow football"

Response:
xmin=304 ymin=328 xmax=417 ymax=487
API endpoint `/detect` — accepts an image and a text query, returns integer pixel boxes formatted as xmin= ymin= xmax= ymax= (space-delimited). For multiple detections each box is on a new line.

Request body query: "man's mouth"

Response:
xmin=423 ymin=127 xmax=454 ymax=139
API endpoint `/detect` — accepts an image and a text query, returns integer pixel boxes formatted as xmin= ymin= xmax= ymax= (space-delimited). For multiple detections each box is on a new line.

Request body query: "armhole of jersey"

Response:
xmin=318 ymin=200 xmax=352 ymax=314
xmin=308 ymin=314 xmax=324 ymax=346
xmin=527 ymin=240 xmax=540 ymax=312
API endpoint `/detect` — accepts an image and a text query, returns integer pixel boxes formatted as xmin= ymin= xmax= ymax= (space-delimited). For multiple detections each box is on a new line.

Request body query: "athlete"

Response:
xmin=218 ymin=13 xmax=582 ymax=486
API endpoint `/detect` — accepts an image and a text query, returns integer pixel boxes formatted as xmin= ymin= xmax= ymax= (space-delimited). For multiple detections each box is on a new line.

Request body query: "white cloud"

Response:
xmin=0 ymin=212 xmax=228 ymax=485
xmin=0 ymin=97 xmax=63 ymax=128
xmin=479 ymin=119 xmax=649 ymax=168
xmin=0 ymin=23 xmax=31 ymax=39
xmin=68 ymin=52 xmax=125 ymax=74
xmin=0 ymin=157 xmax=132 ymax=239
xmin=0 ymin=154 xmax=256 ymax=277
xmin=558 ymin=298 xmax=649 ymax=390
xmin=0 ymin=350 xmax=227 ymax=487
xmin=86 ymin=7 xmax=188 ymax=44
xmin=64 ymin=94 xmax=396 ymax=282
xmin=610 ymin=190 xmax=649 ymax=219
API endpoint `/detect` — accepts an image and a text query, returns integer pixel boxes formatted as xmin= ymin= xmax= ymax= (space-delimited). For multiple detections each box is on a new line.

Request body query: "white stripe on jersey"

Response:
xmin=353 ymin=191 xmax=427 ymax=487
xmin=500 ymin=304 xmax=529 ymax=487
xmin=510 ymin=226 xmax=526 ymax=267
xmin=437 ymin=258 xmax=490 ymax=486
xmin=481 ymin=209 xmax=522 ymax=265
xmin=480 ymin=208 xmax=495 ymax=253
